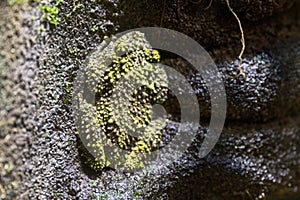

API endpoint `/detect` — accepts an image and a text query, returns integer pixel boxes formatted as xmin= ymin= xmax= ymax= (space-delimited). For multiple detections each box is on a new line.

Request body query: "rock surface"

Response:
xmin=0 ymin=0 xmax=299 ymax=199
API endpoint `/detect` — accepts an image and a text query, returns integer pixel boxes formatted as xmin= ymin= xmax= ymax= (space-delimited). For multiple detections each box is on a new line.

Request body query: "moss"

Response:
xmin=7 ymin=0 xmax=24 ymax=6
xmin=65 ymin=81 xmax=72 ymax=93
xmin=52 ymin=192 xmax=63 ymax=198
xmin=91 ymin=180 xmax=97 ymax=187
xmin=40 ymin=0 xmax=63 ymax=25
xmin=91 ymin=26 xmax=99 ymax=33
xmin=97 ymin=192 xmax=108 ymax=200
xmin=66 ymin=2 xmax=83 ymax=18
xmin=76 ymin=31 xmax=169 ymax=171
xmin=4 ymin=163 xmax=14 ymax=174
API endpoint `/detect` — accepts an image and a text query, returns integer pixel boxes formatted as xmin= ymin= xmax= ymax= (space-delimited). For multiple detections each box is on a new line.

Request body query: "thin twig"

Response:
xmin=189 ymin=0 xmax=213 ymax=10
xmin=204 ymin=0 xmax=213 ymax=10
xmin=160 ymin=0 xmax=167 ymax=27
xmin=226 ymin=0 xmax=246 ymax=79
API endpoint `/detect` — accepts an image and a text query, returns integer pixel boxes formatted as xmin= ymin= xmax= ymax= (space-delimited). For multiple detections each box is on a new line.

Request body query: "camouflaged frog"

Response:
xmin=74 ymin=31 xmax=169 ymax=171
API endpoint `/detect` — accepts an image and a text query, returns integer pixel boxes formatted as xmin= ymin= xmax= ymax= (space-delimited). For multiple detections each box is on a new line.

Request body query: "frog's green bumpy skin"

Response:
xmin=75 ymin=31 xmax=168 ymax=171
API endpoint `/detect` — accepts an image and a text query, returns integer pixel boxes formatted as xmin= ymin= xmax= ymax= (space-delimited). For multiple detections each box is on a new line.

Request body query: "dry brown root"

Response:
xmin=160 ymin=0 xmax=167 ymax=27
xmin=189 ymin=0 xmax=213 ymax=10
xmin=226 ymin=0 xmax=246 ymax=79
xmin=160 ymin=0 xmax=246 ymax=79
